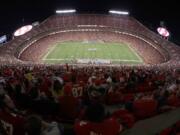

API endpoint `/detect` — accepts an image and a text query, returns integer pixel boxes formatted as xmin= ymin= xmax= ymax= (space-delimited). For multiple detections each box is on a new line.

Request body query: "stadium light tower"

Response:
xmin=157 ymin=27 xmax=170 ymax=40
xmin=56 ymin=9 xmax=76 ymax=14
xmin=109 ymin=10 xmax=129 ymax=15
xmin=14 ymin=25 xmax=33 ymax=37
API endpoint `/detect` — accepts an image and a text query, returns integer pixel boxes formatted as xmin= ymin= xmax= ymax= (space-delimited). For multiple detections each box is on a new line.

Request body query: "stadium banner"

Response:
xmin=0 ymin=35 xmax=7 ymax=44
xmin=77 ymin=59 xmax=111 ymax=64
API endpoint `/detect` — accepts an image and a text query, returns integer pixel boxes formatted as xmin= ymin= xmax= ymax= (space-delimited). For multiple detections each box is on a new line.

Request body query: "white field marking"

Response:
xmin=43 ymin=58 xmax=142 ymax=62
xmin=42 ymin=44 xmax=59 ymax=60
xmin=126 ymin=44 xmax=143 ymax=62
xmin=88 ymin=48 xmax=97 ymax=51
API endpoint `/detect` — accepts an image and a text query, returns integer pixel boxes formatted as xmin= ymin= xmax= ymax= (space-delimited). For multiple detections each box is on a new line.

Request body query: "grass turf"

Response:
xmin=43 ymin=41 xmax=143 ymax=64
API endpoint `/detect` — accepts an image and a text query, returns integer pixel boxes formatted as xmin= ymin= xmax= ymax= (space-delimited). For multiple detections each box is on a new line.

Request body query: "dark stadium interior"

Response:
xmin=0 ymin=1 xmax=180 ymax=135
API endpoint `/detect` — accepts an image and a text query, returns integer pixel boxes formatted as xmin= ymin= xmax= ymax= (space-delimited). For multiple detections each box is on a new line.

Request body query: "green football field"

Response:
xmin=42 ymin=41 xmax=143 ymax=64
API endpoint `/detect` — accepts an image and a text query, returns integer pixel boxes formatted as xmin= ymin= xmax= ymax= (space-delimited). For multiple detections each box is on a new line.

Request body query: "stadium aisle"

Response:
xmin=121 ymin=108 xmax=180 ymax=135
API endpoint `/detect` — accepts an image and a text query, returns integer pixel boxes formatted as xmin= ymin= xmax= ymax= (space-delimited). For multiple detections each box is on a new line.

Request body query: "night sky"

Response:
xmin=0 ymin=0 xmax=179 ymax=45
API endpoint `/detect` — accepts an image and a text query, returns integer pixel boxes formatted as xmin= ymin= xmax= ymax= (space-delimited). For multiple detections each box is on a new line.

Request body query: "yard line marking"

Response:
xmin=126 ymin=44 xmax=143 ymax=62
xmin=42 ymin=43 xmax=59 ymax=60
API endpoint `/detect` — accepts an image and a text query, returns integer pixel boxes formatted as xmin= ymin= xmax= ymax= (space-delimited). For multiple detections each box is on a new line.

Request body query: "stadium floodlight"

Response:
xmin=109 ymin=10 xmax=129 ymax=15
xmin=14 ymin=25 xmax=33 ymax=37
xmin=157 ymin=27 xmax=170 ymax=37
xmin=0 ymin=35 xmax=7 ymax=44
xmin=56 ymin=9 xmax=76 ymax=14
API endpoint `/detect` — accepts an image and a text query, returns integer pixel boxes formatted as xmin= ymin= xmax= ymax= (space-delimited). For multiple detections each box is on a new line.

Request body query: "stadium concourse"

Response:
xmin=0 ymin=14 xmax=180 ymax=135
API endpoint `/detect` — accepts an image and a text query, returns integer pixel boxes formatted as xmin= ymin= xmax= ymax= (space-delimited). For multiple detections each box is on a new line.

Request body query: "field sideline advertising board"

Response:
xmin=0 ymin=35 xmax=7 ymax=44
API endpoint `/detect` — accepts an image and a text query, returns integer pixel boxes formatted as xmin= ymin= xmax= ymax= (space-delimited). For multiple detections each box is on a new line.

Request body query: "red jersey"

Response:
xmin=64 ymin=82 xmax=85 ymax=99
xmin=0 ymin=110 xmax=25 ymax=135
xmin=39 ymin=77 xmax=52 ymax=97
xmin=74 ymin=118 xmax=122 ymax=135
xmin=63 ymin=72 xmax=72 ymax=82
xmin=3 ymin=68 xmax=13 ymax=77
xmin=72 ymin=84 xmax=84 ymax=98
xmin=63 ymin=82 xmax=73 ymax=96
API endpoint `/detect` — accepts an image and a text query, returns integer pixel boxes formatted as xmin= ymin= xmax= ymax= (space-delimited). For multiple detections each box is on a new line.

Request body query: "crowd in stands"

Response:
xmin=0 ymin=65 xmax=179 ymax=135
xmin=0 ymin=14 xmax=180 ymax=135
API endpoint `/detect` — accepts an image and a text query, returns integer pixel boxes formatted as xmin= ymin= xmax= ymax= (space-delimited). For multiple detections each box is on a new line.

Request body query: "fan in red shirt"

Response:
xmin=74 ymin=103 xmax=122 ymax=135
xmin=64 ymin=81 xmax=85 ymax=100
xmin=72 ymin=82 xmax=85 ymax=99
xmin=58 ymin=87 xmax=80 ymax=120
xmin=0 ymin=94 xmax=25 ymax=135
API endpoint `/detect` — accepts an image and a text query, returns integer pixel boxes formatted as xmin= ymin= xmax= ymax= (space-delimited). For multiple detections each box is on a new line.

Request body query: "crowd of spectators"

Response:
xmin=0 ymin=14 xmax=180 ymax=135
xmin=0 ymin=65 xmax=179 ymax=135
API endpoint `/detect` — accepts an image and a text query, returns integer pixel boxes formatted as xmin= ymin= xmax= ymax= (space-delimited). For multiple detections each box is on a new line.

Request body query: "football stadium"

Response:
xmin=0 ymin=10 xmax=180 ymax=135
xmin=0 ymin=14 xmax=179 ymax=67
